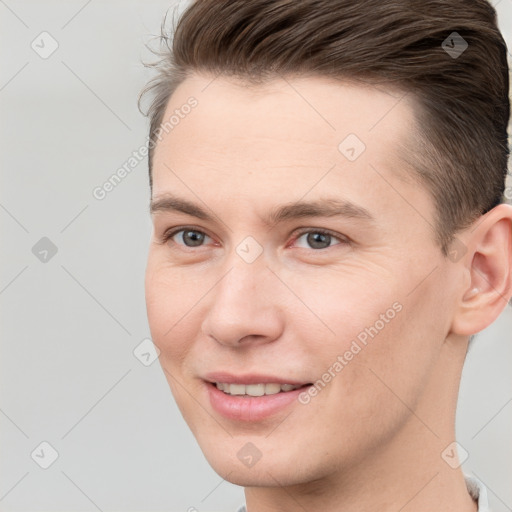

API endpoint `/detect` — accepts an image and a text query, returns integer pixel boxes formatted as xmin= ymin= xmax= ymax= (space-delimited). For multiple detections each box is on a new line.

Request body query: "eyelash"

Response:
xmin=160 ymin=226 xmax=349 ymax=250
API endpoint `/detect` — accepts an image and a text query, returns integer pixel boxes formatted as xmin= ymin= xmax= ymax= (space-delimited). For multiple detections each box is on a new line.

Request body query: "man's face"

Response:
xmin=145 ymin=74 xmax=461 ymax=486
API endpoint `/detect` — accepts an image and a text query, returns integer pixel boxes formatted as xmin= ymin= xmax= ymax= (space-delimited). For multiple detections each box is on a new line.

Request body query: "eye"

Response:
xmin=292 ymin=229 xmax=348 ymax=250
xmin=164 ymin=228 xmax=213 ymax=248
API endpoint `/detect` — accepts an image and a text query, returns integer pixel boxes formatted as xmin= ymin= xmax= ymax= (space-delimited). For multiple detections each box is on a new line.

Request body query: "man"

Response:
xmin=141 ymin=1 xmax=511 ymax=510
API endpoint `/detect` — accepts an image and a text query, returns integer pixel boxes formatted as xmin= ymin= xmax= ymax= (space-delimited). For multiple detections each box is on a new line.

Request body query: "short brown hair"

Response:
xmin=139 ymin=0 xmax=510 ymax=253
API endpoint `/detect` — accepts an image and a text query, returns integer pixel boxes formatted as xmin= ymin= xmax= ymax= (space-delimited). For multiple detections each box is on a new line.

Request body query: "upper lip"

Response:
xmin=203 ymin=372 xmax=311 ymax=386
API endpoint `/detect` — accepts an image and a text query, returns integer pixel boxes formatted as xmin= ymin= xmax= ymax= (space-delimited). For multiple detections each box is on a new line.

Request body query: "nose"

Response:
xmin=200 ymin=258 xmax=285 ymax=347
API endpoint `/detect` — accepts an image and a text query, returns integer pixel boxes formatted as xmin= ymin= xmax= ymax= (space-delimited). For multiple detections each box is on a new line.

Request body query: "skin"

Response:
xmin=145 ymin=73 xmax=512 ymax=512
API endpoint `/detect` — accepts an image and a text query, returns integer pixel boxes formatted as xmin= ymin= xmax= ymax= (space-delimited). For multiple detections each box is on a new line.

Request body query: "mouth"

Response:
xmin=212 ymin=381 xmax=311 ymax=396
xmin=204 ymin=378 xmax=314 ymax=421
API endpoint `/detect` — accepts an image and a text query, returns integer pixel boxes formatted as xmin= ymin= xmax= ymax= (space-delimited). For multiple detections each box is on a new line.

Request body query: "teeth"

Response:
xmin=230 ymin=383 xmax=246 ymax=395
xmin=246 ymin=384 xmax=265 ymax=396
xmin=215 ymin=382 xmax=302 ymax=396
xmin=265 ymin=383 xmax=281 ymax=395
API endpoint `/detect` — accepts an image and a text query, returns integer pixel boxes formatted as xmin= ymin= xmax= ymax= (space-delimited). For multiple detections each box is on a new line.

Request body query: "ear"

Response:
xmin=451 ymin=203 xmax=512 ymax=336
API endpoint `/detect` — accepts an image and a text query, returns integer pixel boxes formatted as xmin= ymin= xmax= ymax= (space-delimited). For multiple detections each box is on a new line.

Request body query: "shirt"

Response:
xmin=235 ymin=474 xmax=490 ymax=512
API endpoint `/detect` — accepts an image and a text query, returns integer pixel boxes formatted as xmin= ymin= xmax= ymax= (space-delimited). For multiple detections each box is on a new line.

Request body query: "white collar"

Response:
xmin=465 ymin=474 xmax=491 ymax=512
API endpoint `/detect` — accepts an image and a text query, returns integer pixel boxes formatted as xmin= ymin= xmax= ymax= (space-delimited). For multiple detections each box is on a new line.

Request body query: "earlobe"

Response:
xmin=451 ymin=204 xmax=512 ymax=336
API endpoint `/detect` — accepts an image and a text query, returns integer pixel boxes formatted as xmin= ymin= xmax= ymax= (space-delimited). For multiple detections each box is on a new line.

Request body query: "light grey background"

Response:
xmin=0 ymin=1 xmax=511 ymax=511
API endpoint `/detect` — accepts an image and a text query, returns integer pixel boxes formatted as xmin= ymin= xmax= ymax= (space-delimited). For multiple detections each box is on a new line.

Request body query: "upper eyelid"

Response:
xmin=293 ymin=227 xmax=346 ymax=240
xmin=163 ymin=225 xmax=213 ymax=238
xmin=164 ymin=226 xmax=341 ymax=237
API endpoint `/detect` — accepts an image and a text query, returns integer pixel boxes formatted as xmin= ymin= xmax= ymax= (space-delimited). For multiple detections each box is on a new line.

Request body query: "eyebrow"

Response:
xmin=150 ymin=194 xmax=375 ymax=225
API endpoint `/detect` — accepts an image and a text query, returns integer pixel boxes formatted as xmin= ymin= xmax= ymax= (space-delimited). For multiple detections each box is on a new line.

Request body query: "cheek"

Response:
xmin=145 ymin=258 xmax=199 ymax=366
xmin=285 ymin=265 xmax=401 ymax=350
xmin=336 ymin=278 xmax=446 ymax=415
xmin=145 ymin=262 xmax=173 ymax=339
xmin=288 ymin=264 xmax=441 ymax=404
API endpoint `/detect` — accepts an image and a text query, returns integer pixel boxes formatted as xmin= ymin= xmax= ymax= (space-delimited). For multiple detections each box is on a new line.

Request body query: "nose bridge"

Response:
xmin=214 ymin=251 xmax=270 ymax=315
xmin=235 ymin=241 xmax=267 ymax=284
xmin=201 ymin=248 xmax=283 ymax=346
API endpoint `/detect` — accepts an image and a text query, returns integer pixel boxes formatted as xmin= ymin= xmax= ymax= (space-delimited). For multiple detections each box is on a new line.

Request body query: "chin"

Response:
xmin=218 ymin=467 xmax=278 ymax=487
xmin=197 ymin=439 xmax=320 ymax=489
xmin=209 ymin=459 xmax=303 ymax=488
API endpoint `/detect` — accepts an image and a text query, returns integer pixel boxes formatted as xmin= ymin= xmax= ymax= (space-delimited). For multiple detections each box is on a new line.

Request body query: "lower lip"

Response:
xmin=205 ymin=382 xmax=312 ymax=422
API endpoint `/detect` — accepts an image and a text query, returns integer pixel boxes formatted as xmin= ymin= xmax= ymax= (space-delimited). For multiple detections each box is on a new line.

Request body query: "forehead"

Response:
xmin=152 ymin=73 xmax=418 ymax=188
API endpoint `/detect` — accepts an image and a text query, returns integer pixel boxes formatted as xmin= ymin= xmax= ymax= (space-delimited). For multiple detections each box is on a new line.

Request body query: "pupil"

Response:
xmin=184 ymin=230 xmax=204 ymax=247
xmin=307 ymin=232 xmax=330 ymax=249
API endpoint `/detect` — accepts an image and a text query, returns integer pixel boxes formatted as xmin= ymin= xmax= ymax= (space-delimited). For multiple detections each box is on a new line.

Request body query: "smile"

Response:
xmin=214 ymin=382 xmax=304 ymax=396
xmin=205 ymin=381 xmax=313 ymax=421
